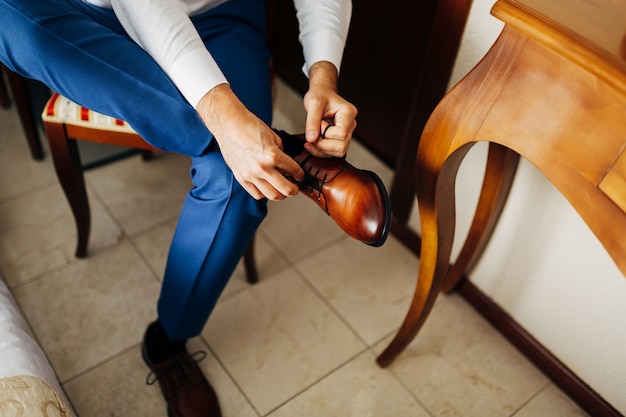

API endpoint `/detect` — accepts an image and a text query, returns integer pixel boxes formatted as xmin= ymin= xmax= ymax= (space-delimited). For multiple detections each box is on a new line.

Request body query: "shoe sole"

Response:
xmin=364 ymin=169 xmax=392 ymax=247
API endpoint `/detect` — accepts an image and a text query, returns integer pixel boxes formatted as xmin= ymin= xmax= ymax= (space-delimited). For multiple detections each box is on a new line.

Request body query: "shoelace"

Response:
xmin=299 ymin=157 xmax=328 ymax=200
xmin=145 ymin=350 xmax=207 ymax=387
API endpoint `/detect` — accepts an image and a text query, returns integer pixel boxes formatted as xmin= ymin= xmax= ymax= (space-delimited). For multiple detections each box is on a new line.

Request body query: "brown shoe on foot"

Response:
xmin=142 ymin=343 xmax=222 ymax=417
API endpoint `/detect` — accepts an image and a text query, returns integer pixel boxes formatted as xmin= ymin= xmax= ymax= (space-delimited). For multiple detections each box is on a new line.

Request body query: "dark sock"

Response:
xmin=274 ymin=129 xmax=305 ymax=158
xmin=144 ymin=320 xmax=187 ymax=364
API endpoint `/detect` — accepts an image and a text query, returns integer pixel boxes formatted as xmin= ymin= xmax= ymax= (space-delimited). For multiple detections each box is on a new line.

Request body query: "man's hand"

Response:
xmin=303 ymin=61 xmax=358 ymax=158
xmin=196 ymin=84 xmax=304 ymax=200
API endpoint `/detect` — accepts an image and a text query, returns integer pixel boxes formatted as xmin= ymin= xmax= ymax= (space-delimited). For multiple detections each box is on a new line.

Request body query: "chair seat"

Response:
xmin=42 ymin=92 xmax=158 ymax=151
xmin=42 ymin=92 xmax=137 ymax=134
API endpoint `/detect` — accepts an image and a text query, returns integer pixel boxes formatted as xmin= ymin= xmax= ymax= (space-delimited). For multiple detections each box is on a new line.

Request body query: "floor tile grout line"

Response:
xmin=259 ymin=224 xmax=349 ymax=273
xmin=260 ymin=347 xmax=371 ymax=417
xmin=290 ymin=255 xmax=371 ymax=349
xmin=253 ymin=227 xmax=371 ymax=351
xmin=83 ymin=177 xmax=129 ymax=242
xmin=508 ymin=381 xmax=551 ymax=417
xmin=84 ymin=156 xmax=192 ymax=246
xmin=7 ymin=228 xmax=141 ymax=293
xmin=126 ymin=231 xmax=168 ymax=285
xmin=198 ymin=334 xmax=264 ymax=417
xmin=0 ymin=179 xmax=59 ymax=205
xmin=8 ymin=261 xmax=77 ymax=292
xmin=59 ymin=341 xmax=142 ymax=386
xmin=361 ymin=346 xmax=438 ymax=417
xmin=125 ymin=214 xmax=181 ymax=241
xmin=382 ymin=355 xmax=439 ymax=417
xmin=290 ymin=264 xmax=442 ymax=417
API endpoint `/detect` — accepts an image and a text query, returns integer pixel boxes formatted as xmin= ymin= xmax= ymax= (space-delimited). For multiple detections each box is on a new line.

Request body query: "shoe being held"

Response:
xmin=276 ymin=130 xmax=391 ymax=247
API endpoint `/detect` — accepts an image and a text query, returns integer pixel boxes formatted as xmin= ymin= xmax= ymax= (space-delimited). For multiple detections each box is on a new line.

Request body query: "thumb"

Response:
xmin=305 ymin=101 xmax=324 ymax=143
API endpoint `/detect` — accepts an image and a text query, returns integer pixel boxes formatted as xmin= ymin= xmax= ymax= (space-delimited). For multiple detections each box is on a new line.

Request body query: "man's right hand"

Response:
xmin=196 ymin=84 xmax=304 ymax=200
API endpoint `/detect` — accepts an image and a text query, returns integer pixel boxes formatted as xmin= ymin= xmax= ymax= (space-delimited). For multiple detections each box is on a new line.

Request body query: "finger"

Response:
xmin=275 ymin=152 xmax=305 ymax=183
xmin=256 ymin=177 xmax=293 ymax=201
xmin=320 ymin=118 xmax=334 ymax=139
xmin=306 ymin=120 xmax=355 ymax=157
xmin=304 ymin=99 xmax=325 ymax=142
xmin=304 ymin=141 xmax=346 ymax=158
xmin=265 ymin=174 xmax=300 ymax=199
xmin=241 ymin=172 xmax=291 ymax=201
xmin=323 ymin=114 xmax=356 ymax=141
xmin=241 ymin=181 xmax=265 ymax=201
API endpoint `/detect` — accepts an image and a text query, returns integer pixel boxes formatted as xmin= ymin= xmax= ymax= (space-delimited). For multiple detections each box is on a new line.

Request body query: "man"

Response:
xmin=0 ymin=0 xmax=389 ymax=415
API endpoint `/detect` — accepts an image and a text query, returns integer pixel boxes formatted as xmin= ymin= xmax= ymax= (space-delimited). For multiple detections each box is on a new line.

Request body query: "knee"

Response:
xmin=190 ymin=149 xmax=268 ymax=222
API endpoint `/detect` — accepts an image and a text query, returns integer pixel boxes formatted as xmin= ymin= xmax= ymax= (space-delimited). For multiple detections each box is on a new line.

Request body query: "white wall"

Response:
xmin=441 ymin=0 xmax=626 ymax=412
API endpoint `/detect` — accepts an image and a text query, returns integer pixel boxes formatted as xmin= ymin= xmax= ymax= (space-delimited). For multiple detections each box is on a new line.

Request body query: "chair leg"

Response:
xmin=4 ymin=67 xmax=44 ymax=160
xmin=0 ymin=65 xmax=10 ymax=108
xmin=45 ymin=123 xmax=91 ymax=258
xmin=140 ymin=150 xmax=154 ymax=161
xmin=243 ymin=237 xmax=258 ymax=284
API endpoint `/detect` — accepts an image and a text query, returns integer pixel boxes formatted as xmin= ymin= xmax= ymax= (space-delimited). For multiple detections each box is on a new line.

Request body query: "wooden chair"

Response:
xmin=41 ymin=92 xmax=259 ymax=284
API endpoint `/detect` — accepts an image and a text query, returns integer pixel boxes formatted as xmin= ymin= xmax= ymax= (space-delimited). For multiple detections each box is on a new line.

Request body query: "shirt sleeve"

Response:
xmin=110 ymin=0 xmax=228 ymax=108
xmin=293 ymin=0 xmax=352 ymax=76
xmin=108 ymin=0 xmax=352 ymax=108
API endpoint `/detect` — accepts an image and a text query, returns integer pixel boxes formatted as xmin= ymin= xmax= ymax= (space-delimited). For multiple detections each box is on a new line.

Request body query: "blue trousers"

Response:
xmin=0 ymin=0 xmax=271 ymax=340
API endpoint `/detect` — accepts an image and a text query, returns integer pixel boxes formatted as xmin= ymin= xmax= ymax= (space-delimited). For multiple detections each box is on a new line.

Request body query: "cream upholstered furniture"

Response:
xmin=0 ymin=278 xmax=75 ymax=416
xmin=41 ymin=92 xmax=259 ymax=283
xmin=377 ymin=0 xmax=625 ymax=413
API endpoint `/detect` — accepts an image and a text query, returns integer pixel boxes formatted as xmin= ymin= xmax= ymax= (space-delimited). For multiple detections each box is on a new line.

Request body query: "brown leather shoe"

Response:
xmin=142 ymin=343 xmax=222 ymax=417
xmin=294 ymin=149 xmax=391 ymax=247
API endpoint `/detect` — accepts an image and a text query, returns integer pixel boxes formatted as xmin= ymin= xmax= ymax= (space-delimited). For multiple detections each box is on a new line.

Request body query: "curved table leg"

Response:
xmin=443 ymin=144 xmax=519 ymax=293
xmin=377 ymin=28 xmax=525 ymax=367
xmin=377 ymin=143 xmax=474 ymax=368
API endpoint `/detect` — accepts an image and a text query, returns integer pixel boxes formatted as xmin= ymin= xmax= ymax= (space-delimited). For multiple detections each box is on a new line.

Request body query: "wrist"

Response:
xmin=196 ymin=83 xmax=244 ymax=133
xmin=308 ymin=61 xmax=338 ymax=92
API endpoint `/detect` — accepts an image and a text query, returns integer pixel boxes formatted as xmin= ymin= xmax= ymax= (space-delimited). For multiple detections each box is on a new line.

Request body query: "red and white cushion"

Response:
xmin=41 ymin=92 xmax=137 ymax=134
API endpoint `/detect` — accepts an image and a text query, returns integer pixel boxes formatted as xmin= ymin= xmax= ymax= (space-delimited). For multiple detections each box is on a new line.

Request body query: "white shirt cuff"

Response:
xmin=167 ymin=48 xmax=228 ymax=108
xmin=301 ymin=31 xmax=346 ymax=77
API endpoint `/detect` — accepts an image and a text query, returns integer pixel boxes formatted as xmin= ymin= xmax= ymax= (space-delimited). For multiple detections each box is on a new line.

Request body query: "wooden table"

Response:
xmin=377 ymin=0 xmax=626 ymax=370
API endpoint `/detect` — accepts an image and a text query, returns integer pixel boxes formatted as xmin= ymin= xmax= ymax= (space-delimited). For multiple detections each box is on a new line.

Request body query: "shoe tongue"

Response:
xmin=274 ymin=129 xmax=306 ymax=157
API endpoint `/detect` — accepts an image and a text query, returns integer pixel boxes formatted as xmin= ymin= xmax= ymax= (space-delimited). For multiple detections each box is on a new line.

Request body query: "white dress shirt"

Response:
xmin=83 ymin=0 xmax=352 ymax=107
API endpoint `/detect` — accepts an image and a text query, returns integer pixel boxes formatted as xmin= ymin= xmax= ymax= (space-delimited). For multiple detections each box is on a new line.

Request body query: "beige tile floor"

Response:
xmin=0 ymin=78 xmax=589 ymax=417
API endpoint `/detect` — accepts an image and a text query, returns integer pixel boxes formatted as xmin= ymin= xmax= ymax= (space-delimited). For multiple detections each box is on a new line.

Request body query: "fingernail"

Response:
xmin=306 ymin=131 xmax=317 ymax=141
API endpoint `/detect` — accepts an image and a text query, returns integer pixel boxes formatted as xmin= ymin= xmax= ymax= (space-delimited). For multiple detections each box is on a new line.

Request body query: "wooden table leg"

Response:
xmin=377 ymin=142 xmax=475 ymax=367
xmin=443 ymin=144 xmax=520 ymax=293
xmin=376 ymin=28 xmax=523 ymax=367
xmin=376 ymin=144 xmax=518 ymax=367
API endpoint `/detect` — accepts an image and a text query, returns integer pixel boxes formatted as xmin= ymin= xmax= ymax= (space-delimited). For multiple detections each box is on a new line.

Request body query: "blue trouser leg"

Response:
xmin=0 ymin=0 xmax=211 ymax=155
xmin=0 ymin=0 xmax=272 ymax=340
xmin=159 ymin=150 xmax=268 ymax=340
